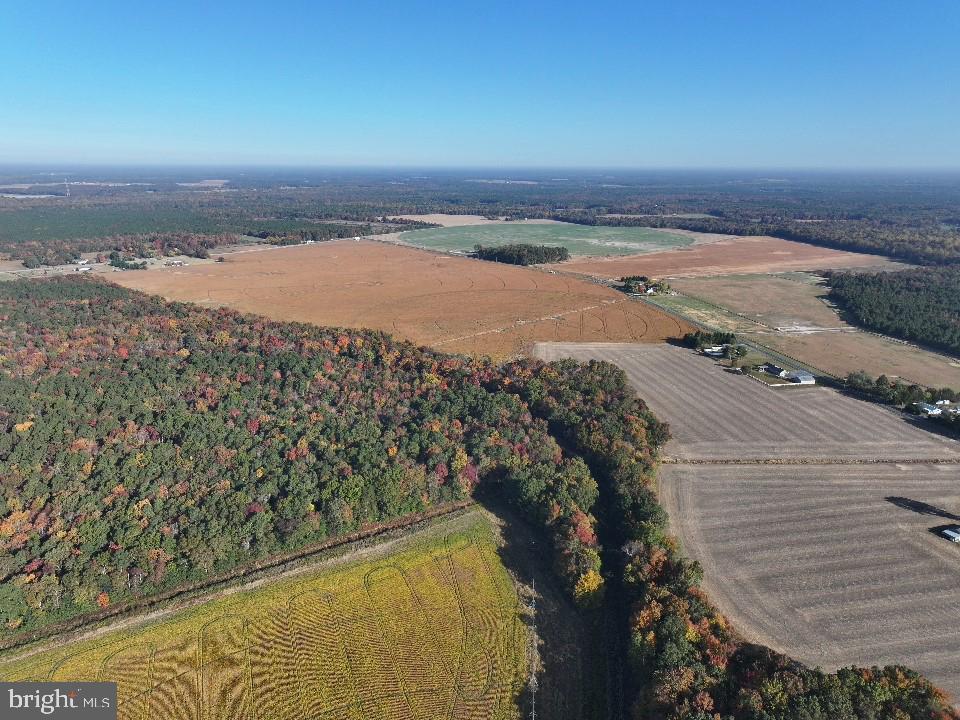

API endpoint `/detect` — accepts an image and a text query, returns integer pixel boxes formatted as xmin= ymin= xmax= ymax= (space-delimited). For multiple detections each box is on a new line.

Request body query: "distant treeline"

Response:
xmin=7 ymin=224 xmax=374 ymax=268
xmin=828 ymin=267 xmax=960 ymax=355
xmin=244 ymin=224 xmax=372 ymax=246
xmin=554 ymin=211 xmax=960 ymax=266
xmin=12 ymin=232 xmax=240 ymax=268
xmin=472 ymin=243 xmax=569 ymax=265
xmin=5 ymin=173 xmax=960 ymax=266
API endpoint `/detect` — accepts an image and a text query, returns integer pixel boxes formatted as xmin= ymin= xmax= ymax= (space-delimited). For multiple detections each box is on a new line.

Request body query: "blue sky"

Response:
xmin=1 ymin=1 xmax=957 ymax=168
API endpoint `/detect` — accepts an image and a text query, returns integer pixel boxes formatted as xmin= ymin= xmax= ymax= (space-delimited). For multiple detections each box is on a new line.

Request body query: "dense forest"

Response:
xmin=472 ymin=243 xmax=569 ymax=265
xmin=0 ymin=277 xmax=953 ymax=719
xmin=4 ymin=169 xmax=960 ymax=265
xmin=0 ymin=278 xmax=603 ymax=629
xmin=828 ymin=267 xmax=960 ymax=355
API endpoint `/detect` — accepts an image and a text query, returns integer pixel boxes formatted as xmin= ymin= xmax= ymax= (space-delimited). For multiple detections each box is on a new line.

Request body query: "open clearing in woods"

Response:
xmin=534 ymin=342 xmax=960 ymax=701
xmin=113 ymin=240 xmax=690 ymax=359
xmin=0 ymin=514 xmax=526 ymax=720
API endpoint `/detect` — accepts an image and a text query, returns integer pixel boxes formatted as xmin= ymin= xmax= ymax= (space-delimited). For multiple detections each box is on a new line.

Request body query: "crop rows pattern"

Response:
xmin=0 ymin=528 xmax=525 ymax=720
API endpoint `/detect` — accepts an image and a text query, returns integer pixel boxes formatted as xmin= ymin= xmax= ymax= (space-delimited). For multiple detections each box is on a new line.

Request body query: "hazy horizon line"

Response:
xmin=2 ymin=162 xmax=960 ymax=175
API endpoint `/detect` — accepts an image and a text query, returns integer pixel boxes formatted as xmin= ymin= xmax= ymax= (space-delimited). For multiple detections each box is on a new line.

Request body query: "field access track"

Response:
xmin=534 ymin=342 xmax=960 ymax=702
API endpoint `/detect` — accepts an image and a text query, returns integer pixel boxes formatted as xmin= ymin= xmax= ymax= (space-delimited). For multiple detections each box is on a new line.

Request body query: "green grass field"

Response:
xmin=0 ymin=514 xmax=525 ymax=720
xmin=398 ymin=222 xmax=693 ymax=257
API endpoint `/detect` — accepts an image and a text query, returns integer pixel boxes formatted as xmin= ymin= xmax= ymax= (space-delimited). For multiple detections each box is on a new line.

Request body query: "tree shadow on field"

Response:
xmin=885 ymin=496 xmax=960 ymax=522
xmin=899 ymin=413 xmax=960 ymax=441
xmin=475 ymin=492 xmax=616 ymax=720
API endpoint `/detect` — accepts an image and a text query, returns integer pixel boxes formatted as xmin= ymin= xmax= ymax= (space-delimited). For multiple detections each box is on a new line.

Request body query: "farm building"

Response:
xmin=941 ymin=526 xmax=960 ymax=542
xmin=784 ymin=371 xmax=816 ymax=385
xmin=915 ymin=403 xmax=943 ymax=416
xmin=761 ymin=363 xmax=786 ymax=377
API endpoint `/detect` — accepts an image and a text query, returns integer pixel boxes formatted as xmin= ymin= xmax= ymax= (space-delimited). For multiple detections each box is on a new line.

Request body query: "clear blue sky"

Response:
xmin=1 ymin=1 xmax=958 ymax=168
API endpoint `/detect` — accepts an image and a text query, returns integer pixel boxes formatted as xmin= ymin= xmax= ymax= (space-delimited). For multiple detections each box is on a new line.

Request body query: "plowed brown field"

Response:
xmin=552 ymin=235 xmax=906 ymax=278
xmin=534 ymin=342 xmax=960 ymax=701
xmin=113 ymin=241 xmax=689 ymax=358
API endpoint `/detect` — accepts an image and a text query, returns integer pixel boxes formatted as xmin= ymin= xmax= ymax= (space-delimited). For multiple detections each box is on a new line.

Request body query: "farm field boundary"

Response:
xmin=0 ymin=500 xmax=475 ymax=656
xmin=534 ymin=341 xmax=960 ymax=702
xmin=535 ymin=343 xmax=959 ymax=463
xmin=0 ymin=510 xmax=526 ymax=720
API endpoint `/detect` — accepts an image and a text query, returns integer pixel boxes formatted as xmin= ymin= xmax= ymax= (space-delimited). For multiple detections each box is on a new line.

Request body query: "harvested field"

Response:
xmin=113 ymin=240 xmax=689 ymax=359
xmin=535 ymin=341 xmax=960 ymax=701
xmin=0 ymin=515 xmax=526 ymax=720
xmin=665 ymin=273 xmax=960 ymax=388
xmin=533 ymin=343 xmax=960 ymax=462
xmin=660 ymin=463 xmax=960 ymax=700
xmin=553 ymin=235 xmax=907 ymax=278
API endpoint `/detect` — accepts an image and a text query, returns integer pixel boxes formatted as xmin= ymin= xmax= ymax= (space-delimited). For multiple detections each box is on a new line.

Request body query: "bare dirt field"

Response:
xmin=534 ymin=343 xmax=960 ymax=461
xmin=113 ymin=240 xmax=690 ymax=358
xmin=552 ymin=236 xmax=907 ymax=278
xmin=665 ymin=273 xmax=960 ymax=388
xmin=660 ymin=463 xmax=960 ymax=700
xmin=534 ymin=341 xmax=960 ymax=701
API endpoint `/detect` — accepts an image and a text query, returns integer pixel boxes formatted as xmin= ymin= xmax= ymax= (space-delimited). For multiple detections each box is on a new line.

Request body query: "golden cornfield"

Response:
xmin=0 ymin=517 xmax=527 ymax=720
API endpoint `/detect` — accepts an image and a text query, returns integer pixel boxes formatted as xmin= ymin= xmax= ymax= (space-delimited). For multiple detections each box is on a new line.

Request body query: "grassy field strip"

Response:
xmin=639 ymin=294 xmax=835 ymax=377
xmin=661 ymin=457 xmax=960 ymax=465
xmin=0 ymin=513 xmax=526 ymax=720
xmin=395 ymin=222 xmax=694 ymax=257
xmin=665 ymin=273 xmax=960 ymax=387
